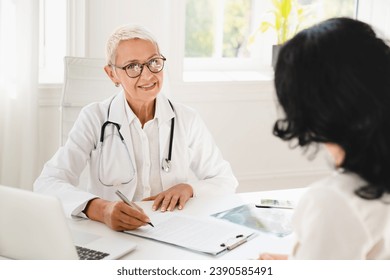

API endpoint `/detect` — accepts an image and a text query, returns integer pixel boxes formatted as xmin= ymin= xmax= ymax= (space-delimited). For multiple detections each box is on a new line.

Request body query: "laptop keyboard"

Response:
xmin=76 ymin=246 xmax=110 ymax=260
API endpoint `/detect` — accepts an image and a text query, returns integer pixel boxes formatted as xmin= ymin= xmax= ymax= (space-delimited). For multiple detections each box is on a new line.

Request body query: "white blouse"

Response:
xmin=290 ymin=171 xmax=390 ymax=259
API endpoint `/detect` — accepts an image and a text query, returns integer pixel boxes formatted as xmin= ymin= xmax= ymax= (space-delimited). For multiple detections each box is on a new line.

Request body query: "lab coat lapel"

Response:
xmin=108 ymin=92 xmax=137 ymax=171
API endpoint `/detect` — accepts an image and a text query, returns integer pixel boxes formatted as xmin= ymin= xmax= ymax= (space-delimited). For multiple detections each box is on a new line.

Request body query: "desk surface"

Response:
xmin=68 ymin=187 xmax=306 ymax=260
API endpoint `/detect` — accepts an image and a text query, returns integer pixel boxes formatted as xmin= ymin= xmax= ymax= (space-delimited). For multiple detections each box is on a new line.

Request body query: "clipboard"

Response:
xmin=124 ymin=212 xmax=256 ymax=255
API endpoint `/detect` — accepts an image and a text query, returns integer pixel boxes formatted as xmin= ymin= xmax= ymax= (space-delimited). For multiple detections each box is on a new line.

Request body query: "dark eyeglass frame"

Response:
xmin=110 ymin=55 xmax=166 ymax=78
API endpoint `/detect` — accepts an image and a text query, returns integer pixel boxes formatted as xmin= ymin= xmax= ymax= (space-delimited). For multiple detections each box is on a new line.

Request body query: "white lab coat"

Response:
xmin=34 ymin=91 xmax=238 ymax=218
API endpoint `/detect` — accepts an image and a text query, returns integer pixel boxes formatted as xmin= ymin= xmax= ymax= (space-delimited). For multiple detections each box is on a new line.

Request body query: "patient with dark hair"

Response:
xmin=259 ymin=17 xmax=390 ymax=259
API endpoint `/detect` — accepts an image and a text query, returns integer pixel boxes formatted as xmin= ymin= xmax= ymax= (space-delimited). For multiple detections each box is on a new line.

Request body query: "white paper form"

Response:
xmin=125 ymin=212 xmax=256 ymax=255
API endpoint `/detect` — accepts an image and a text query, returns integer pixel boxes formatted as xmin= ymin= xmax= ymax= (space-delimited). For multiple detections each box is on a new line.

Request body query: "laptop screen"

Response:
xmin=0 ymin=185 xmax=136 ymax=260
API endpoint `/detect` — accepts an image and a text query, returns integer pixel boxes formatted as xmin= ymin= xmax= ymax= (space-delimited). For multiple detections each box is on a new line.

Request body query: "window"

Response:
xmin=39 ymin=0 xmax=66 ymax=84
xmin=37 ymin=0 xmax=358 ymax=84
xmin=184 ymin=0 xmax=358 ymax=81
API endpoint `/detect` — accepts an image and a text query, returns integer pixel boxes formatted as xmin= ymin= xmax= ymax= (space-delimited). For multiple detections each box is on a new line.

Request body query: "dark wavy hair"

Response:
xmin=273 ymin=17 xmax=390 ymax=200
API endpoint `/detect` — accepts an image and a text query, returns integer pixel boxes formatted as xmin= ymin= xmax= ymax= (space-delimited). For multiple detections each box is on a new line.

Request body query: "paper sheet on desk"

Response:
xmin=124 ymin=212 xmax=256 ymax=255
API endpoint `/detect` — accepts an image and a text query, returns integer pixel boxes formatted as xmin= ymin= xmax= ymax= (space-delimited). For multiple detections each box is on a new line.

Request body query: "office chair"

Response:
xmin=60 ymin=56 xmax=117 ymax=146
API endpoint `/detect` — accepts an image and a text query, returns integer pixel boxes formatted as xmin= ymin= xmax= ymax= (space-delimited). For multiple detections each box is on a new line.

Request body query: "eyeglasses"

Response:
xmin=110 ymin=56 xmax=166 ymax=78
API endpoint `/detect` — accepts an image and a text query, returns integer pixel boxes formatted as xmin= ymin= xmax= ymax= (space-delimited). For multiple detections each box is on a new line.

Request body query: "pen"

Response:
xmin=115 ymin=190 xmax=154 ymax=227
xmin=255 ymin=205 xmax=294 ymax=210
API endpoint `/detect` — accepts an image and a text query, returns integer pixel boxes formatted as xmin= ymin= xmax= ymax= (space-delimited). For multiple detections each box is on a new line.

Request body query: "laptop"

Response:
xmin=0 ymin=185 xmax=137 ymax=260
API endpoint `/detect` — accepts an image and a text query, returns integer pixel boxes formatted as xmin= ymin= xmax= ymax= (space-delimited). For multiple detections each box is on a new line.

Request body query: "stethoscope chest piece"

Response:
xmin=162 ymin=158 xmax=171 ymax=173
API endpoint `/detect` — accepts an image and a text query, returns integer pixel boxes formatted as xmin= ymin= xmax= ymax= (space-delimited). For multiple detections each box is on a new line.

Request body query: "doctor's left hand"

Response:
xmin=143 ymin=183 xmax=193 ymax=212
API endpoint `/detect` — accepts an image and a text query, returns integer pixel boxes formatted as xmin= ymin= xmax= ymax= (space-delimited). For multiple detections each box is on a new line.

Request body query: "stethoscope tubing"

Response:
xmin=99 ymin=95 xmax=175 ymax=181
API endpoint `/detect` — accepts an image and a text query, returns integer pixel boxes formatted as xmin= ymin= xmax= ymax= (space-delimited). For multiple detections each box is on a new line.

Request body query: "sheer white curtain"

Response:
xmin=0 ymin=0 xmax=39 ymax=189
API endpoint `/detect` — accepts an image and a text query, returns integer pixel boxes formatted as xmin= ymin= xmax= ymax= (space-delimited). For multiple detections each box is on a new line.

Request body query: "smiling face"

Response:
xmin=105 ymin=38 xmax=164 ymax=109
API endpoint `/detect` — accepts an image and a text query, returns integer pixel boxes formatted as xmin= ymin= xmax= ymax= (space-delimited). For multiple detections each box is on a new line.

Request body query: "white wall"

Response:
xmin=38 ymin=0 xmax=334 ymax=193
xmin=358 ymin=0 xmax=390 ymax=38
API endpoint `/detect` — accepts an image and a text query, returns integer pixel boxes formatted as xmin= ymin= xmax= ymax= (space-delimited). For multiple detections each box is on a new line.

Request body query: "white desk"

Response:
xmin=68 ymin=187 xmax=306 ymax=260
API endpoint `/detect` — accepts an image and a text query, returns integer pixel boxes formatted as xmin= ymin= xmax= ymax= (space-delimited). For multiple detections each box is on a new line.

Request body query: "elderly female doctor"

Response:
xmin=34 ymin=24 xmax=238 ymax=231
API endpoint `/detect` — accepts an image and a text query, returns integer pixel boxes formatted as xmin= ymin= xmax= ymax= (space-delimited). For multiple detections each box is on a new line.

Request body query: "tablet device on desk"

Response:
xmin=0 ymin=185 xmax=136 ymax=260
xmin=255 ymin=199 xmax=295 ymax=209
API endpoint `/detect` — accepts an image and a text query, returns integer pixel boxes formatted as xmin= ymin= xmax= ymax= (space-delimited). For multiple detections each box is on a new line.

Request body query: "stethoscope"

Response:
xmin=98 ymin=96 xmax=175 ymax=187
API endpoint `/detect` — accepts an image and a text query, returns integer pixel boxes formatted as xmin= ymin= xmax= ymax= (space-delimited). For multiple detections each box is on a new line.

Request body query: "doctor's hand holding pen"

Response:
xmin=83 ymin=184 xmax=192 ymax=231
xmin=84 ymin=197 xmax=153 ymax=231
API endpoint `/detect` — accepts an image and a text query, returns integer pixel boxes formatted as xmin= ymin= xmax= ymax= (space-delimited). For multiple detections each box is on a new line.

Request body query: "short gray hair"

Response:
xmin=105 ymin=24 xmax=160 ymax=65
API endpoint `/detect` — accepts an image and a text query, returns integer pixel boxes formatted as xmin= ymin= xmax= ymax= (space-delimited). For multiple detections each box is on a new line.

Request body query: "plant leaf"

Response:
xmin=253 ymin=0 xmax=309 ymax=45
xmin=260 ymin=21 xmax=273 ymax=33
xmin=280 ymin=0 xmax=292 ymax=18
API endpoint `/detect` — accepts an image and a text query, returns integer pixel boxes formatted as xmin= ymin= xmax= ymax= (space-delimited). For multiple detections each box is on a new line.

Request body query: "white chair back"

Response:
xmin=60 ymin=56 xmax=117 ymax=145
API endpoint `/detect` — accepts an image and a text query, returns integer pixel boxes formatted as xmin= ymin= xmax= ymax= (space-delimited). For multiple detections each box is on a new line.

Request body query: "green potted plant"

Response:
xmin=250 ymin=0 xmax=308 ymax=68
